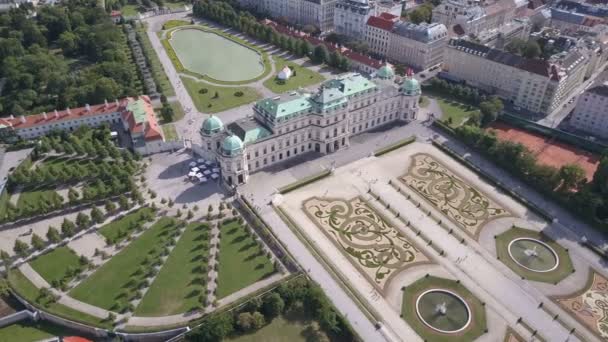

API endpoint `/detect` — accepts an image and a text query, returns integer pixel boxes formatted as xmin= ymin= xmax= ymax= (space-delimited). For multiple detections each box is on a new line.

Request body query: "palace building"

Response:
xmin=198 ymin=66 xmax=421 ymax=187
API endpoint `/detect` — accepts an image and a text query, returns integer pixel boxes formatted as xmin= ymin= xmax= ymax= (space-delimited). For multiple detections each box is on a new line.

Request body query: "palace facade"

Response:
xmin=199 ymin=66 xmax=421 ymax=187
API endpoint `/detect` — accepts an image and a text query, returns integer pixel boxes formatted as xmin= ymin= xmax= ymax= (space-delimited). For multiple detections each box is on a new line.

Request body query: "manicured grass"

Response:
xmin=120 ymin=4 xmax=140 ymax=17
xmin=161 ymin=124 xmax=179 ymax=142
xmin=135 ymin=222 xmax=210 ymax=316
xmin=0 ymin=320 xmax=76 ymax=342
xmin=216 ymin=220 xmax=275 ymax=299
xmin=436 ymin=98 xmax=479 ymax=128
xmin=136 ymin=23 xmax=176 ymax=97
xmin=227 ymin=315 xmax=309 ymax=342
xmin=8 ymin=269 xmax=111 ymax=329
xmin=29 ymin=246 xmax=81 ymax=285
xmin=16 ymin=190 xmax=63 ymax=212
xmin=0 ymin=190 xmax=9 ymax=221
xmin=181 ymin=77 xmax=260 ymax=114
xmin=401 ymin=276 xmax=487 ymax=342
xmin=163 ymin=19 xmax=190 ymax=30
xmin=165 ymin=1 xmax=187 ymax=9
xmin=70 ymin=217 xmax=178 ymax=310
xmin=263 ymin=57 xmax=325 ymax=93
xmin=157 ymin=101 xmax=185 ymax=124
xmin=496 ymin=226 xmax=574 ymax=284
xmin=97 ymin=207 xmax=154 ymax=245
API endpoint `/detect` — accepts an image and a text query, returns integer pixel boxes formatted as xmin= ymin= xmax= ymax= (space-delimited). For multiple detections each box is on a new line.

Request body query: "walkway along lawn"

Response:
xmin=263 ymin=57 xmax=325 ymax=94
xmin=29 ymin=246 xmax=81 ymax=285
xmin=216 ymin=220 xmax=275 ymax=299
xmin=135 ymin=222 xmax=211 ymax=316
xmin=97 ymin=207 xmax=155 ymax=245
xmin=8 ymin=269 xmax=111 ymax=329
xmin=181 ymin=77 xmax=260 ymax=114
xmin=69 ymin=217 xmax=179 ymax=311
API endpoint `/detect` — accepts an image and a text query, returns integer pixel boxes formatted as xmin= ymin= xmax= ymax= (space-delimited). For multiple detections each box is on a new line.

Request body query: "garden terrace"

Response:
xmin=216 ymin=219 xmax=275 ymax=299
xmin=69 ymin=217 xmax=181 ymax=311
xmin=135 ymin=222 xmax=211 ymax=316
xmin=97 ymin=207 xmax=156 ymax=245
xmin=181 ymin=77 xmax=261 ymax=114
xmin=28 ymin=246 xmax=84 ymax=289
xmin=263 ymin=57 xmax=325 ymax=94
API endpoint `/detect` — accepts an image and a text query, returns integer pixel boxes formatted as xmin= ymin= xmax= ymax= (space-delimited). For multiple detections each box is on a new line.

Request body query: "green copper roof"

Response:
xmin=256 ymin=93 xmax=312 ymax=120
xmin=202 ymin=115 xmax=223 ymax=134
xmin=336 ymin=74 xmax=377 ymax=97
xmin=242 ymin=126 xmax=272 ymax=145
xmin=377 ymin=64 xmax=395 ymax=79
xmin=401 ymin=78 xmax=421 ymax=95
xmin=126 ymin=99 xmax=147 ymax=124
xmin=222 ymin=135 xmax=244 ymax=154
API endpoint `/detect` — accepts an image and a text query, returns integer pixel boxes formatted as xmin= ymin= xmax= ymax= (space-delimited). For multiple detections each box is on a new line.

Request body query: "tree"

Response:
xmin=118 ymin=195 xmax=130 ymax=210
xmin=46 ymin=226 xmax=61 ymax=243
xmin=523 ymin=41 xmax=541 ymax=59
xmin=105 ymin=200 xmax=116 ymax=214
xmin=91 ymin=206 xmax=104 ymax=224
xmin=13 ymin=240 xmax=29 ymax=257
xmin=262 ymin=293 xmax=285 ymax=319
xmin=252 ymin=311 xmax=265 ymax=329
xmin=31 ymin=233 xmax=45 ymax=250
xmin=161 ymin=103 xmax=174 ymax=123
xmin=76 ymin=212 xmax=90 ymax=230
xmin=188 ymin=312 xmax=234 ymax=341
xmin=592 ymin=156 xmax=608 ymax=196
xmin=312 ymin=45 xmax=329 ymax=64
xmin=61 ymin=218 xmax=76 ymax=237
xmin=408 ymin=3 xmax=433 ymax=24
xmin=558 ymin=164 xmax=586 ymax=191
xmin=236 ymin=312 xmax=254 ymax=331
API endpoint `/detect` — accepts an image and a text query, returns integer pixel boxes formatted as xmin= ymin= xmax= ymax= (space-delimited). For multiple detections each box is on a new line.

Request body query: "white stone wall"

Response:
xmin=15 ymin=112 xmax=121 ymax=140
xmin=571 ymin=89 xmax=608 ymax=139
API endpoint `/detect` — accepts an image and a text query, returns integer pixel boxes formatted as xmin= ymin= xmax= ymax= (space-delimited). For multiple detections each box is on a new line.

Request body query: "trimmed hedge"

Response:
xmin=374 ymin=136 xmax=416 ymax=156
xmin=279 ymin=169 xmax=332 ymax=194
xmin=431 ymin=141 xmax=554 ymax=221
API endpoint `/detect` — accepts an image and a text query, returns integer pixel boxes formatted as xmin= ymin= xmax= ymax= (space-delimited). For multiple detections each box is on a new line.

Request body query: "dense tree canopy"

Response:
xmin=0 ymin=0 xmax=140 ymax=116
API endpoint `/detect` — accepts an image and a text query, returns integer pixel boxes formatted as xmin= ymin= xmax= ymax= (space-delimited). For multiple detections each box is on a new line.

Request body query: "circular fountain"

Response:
xmin=508 ymin=238 xmax=559 ymax=272
xmin=415 ymin=289 xmax=472 ymax=333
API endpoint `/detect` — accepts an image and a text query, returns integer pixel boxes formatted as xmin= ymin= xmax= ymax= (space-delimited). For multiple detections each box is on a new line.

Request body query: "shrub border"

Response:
xmin=278 ymin=169 xmax=332 ymax=194
xmin=374 ymin=136 xmax=416 ymax=157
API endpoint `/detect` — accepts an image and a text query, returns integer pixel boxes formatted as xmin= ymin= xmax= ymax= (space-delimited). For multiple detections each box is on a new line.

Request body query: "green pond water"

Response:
xmin=170 ymin=28 xmax=264 ymax=82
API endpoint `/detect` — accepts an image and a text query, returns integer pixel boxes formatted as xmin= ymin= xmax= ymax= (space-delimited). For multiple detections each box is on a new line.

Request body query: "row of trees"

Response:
xmin=0 ymin=0 xmax=142 ymax=116
xmin=193 ymin=0 xmax=350 ymax=71
xmin=454 ymin=125 xmax=608 ymax=228
xmin=187 ymin=277 xmax=356 ymax=341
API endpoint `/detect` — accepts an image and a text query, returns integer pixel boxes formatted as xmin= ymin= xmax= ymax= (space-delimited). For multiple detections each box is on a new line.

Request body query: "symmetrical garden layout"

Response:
xmin=553 ymin=271 xmax=608 ymax=340
xmin=400 ymin=153 xmax=512 ymax=239
xmin=302 ymin=196 xmax=430 ymax=293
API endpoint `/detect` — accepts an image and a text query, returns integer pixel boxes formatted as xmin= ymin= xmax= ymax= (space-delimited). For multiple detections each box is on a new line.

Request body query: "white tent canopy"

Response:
xmin=278 ymin=66 xmax=293 ymax=80
xmin=211 ymin=173 xmax=219 ymax=179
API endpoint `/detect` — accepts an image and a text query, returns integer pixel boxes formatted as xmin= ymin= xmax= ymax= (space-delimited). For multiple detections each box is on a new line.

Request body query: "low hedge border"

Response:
xmin=431 ymin=140 xmax=554 ymax=222
xmin=278 ymin=169 xmax=332 ymax=194
xmin=374 ymin=136 xmax=416 ymax=157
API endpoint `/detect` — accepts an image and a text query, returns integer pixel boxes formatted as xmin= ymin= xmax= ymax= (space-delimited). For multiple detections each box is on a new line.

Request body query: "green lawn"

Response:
xmin=436 ymin=98 xmax=479 ymax=128
xmin=0 ymin=190 xmax=9 ymax=221
xmin=162 ymin=19 xmax=189 ymax=29
xmin=135 ymin=222 xmax=210 ymax=316
xmin=161 ymin=124 xmax=179 ymax=142
xmin=228 ymin=315 xmax=309 ymax=342
xmin=97 ymin=207 xmax=154 ymax=245
xmin=29 ymin=246 xmax=81 ymax=285
xmin=181 ymin=77 xmax=260 ymax=114
xmin=0 ymin=321 xmax=78 ymax=342
xmin=157 ymin=101 xmax=185 ymax=124
xmin=136 ymin=23 xmax=176 ymax=97
xmin=216 ymin=220 xmax=275 ymax=299
xmin=120 ymin=4 xmax=140 ymax=17
xmin=263 ymin=57 xmax=325 ymax=94
xmin=8 ymin=269 xmax=111 ymax=329
xmin=70 ymin=217 xmax=178 ymax=310
xmin=16 ymin=190 xmax=63 ymax=212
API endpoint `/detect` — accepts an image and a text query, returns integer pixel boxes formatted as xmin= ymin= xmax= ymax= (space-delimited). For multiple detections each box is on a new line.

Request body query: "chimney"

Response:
xmin=104 ymin=99 xmax=109 ymax=108
xmin=54 ymin=110 xmax=59 ymax=119
xmin=85 ymin=104 xmax=91 ymax=112
xmin=9 ymin=114 xmax=14 ymax=120
xmin=19 ymin=115 xmax=26 ymax=124
xmin=115 ymin=99 xmax=119 ymax=106
xmin=66 ymin=107 xmax=71 ymax=115
xmin=42 ymin=112 xmax=47 ymax=120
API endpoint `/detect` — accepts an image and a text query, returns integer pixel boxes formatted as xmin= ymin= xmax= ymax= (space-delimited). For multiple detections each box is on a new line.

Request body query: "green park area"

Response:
xmin=8 ymin=269 xmax=111 ymax=329
xmin=70 ymin=217 xmax=178 ymax=311
xmin=161 ymin=124 xmax=179 ymax=142
xmin=181 ymin=77 xmax=260 ymax=113
xmin=162 ymin=19 xmax=190 ymax=30
xmin=15 ymin=190 xmax=63 ymax=214
xmin=98 ymin=207 xmax=155 ymax=245
xmin=0 ymin=320 xmax=80 ymax=342
xmin=29 ymin=246 xmax=82 ymax=285
xmin=135 ymin=23 xmax=175 ymax=97
xmin=436 ymin=98 xmax=479 ymax=128
xmin=216 ymin=220 xmax=275 ymax=299
xmin=263 ymin=57 xmax=325 ymax=93
xmin=135 ymin=222 xmax=211 ymax=316
xmin=228 ymin=315 xmax=312 ymax=342
xmin=157 ymin=101 xmax=184 ymax=124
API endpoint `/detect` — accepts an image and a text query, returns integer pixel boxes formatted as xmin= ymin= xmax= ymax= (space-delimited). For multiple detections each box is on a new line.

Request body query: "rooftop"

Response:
xmin=227 ymin=117 xmax=273 ymax=145
xmin=393 ymin=21 xmax=448 ymax=43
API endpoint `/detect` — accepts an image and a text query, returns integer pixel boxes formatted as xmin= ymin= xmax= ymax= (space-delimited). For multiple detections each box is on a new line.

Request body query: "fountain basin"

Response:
xmin=508 ymin=238 xmax=559 ymax=273
xmin=415 ymin=289 xmax=472 ymax=334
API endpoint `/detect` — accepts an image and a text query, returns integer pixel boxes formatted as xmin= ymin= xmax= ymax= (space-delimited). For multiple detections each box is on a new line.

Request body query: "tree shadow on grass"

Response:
xmin=190 ymin=243 xmax=205 ymax=252
xmin=191 ymin=265 xmax=205 ymax=274
xmin=238 ymin=242 xmax=256 ymax=252
xmin=230 ymin=235 xmax=247 ymax=244
xmin=190 ymin=254 xmax=204 ymax=262
xmin=185 ymin=289 xmax=201 ymax=298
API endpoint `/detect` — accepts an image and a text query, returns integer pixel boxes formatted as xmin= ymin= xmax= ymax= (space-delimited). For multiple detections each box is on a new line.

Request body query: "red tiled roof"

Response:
xmin=582 ymin=16 xmax=605 ymax=27
xmin=367 ymin=15 xmax=395 ymax=31
xmin=120 ymin=95 xmax=163 ymax=142
xmin=378 ymin=12 xmax=399 ymax=20
xmin=0 ymin=100 xmax=125 ymax=130
xmin=452 ymin=24 xmax=466 ymax=36
xmin=110 ymin=10 xmax=121 ymax=17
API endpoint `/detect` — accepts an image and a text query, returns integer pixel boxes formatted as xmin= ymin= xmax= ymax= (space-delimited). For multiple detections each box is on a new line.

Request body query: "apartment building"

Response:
xmin=571 ymin=71 xmax=608 ymax=139
xmin=432 ymin=0 xmax=524 ymax=36
xmin=443 ymin=39 xmax=588 ymax=115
